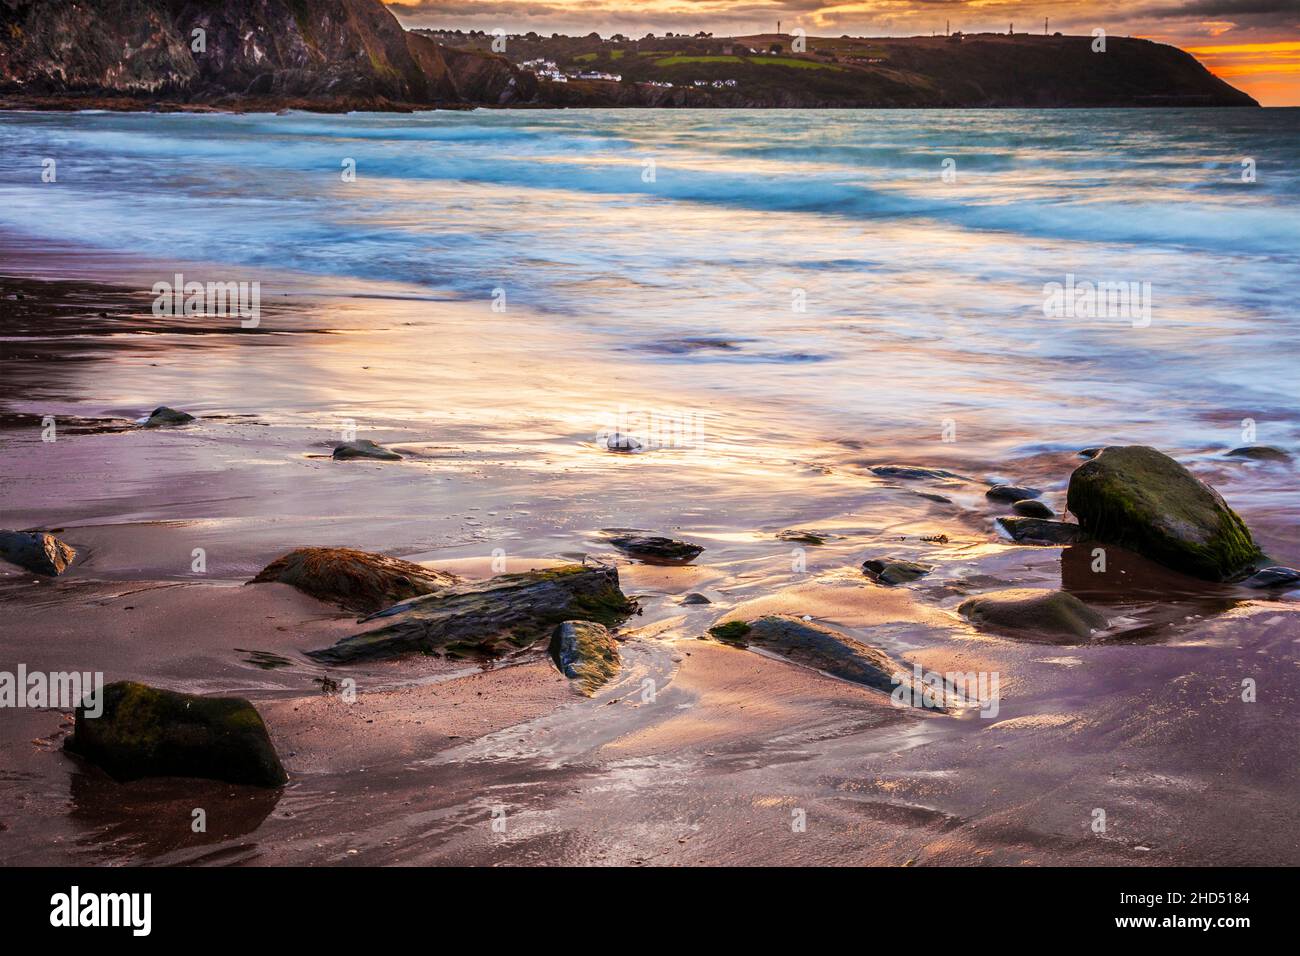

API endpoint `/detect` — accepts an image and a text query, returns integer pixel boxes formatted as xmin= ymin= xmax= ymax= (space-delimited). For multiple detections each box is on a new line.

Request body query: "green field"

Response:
xmin=573 ymin=50 xmax=625 ymax=62
xmin=652 ymin=54 xmax=843 ymax=71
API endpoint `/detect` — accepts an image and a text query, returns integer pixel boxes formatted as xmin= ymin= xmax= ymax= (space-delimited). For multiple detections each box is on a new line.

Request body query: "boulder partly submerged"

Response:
xmin=332 ymin=439 xmax=402 ymax=461
xmin=1011 ymin=499 xmax=1055 ymax=518
xmin=549 ymin=620 xmax=621 ymax=695
xmin=606 ymin=534 xmax=703 ymax=564
xmin=306 ymin=564 xmax=637 ymax=664
xmin=140 ymin=406 xmax=195 ymax=428
xmin=709 ymin=614 xmax=917 ymax=697
xmin=63 ymin=681 xmax=287 ymax=788
xmin=958 ymin=588 xmax=1107 ymax=642
xmin=0 ymin=530 xmax=75 ymax=576
xmin=1067 ymin=445 xmax=1262 ymax=581
xmin=861 ymin=557 xmax=933 ymax=586
xmin=986 ymin=484 xmax=1041 ymax=503
xmin=249 ymin=546 xmax=459 ymax=613
xmin=1226 ymin=445 xmax=1291 ymax=462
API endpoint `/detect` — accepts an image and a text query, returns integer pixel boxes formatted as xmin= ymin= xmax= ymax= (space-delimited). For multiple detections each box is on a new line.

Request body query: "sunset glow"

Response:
xmin=387 ymin=1 xmax=1300 ymax=105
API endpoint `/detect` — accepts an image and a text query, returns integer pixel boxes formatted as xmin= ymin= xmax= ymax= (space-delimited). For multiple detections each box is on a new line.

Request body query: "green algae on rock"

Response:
xmin=249 ymin=546 xmax=459 ymax=613
xmin=861 ymin=557 xmax=934 ymax=586
xmin=306 ymin=564 xmax=636 ymax=664
xmin=958 ymin=588 xmax=1107 ymax=642
xmin=63 ymin=681 xmax=287 ymax=788
xmin=549 ymin=620 xmax=621 ymax=695
xmin=1066 ymin=445 xmax=1262 ymax=581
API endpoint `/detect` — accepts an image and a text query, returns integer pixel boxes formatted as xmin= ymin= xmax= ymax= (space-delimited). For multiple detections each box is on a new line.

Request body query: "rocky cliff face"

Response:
xmin=0 ymin=0 xmax=529 ymax=107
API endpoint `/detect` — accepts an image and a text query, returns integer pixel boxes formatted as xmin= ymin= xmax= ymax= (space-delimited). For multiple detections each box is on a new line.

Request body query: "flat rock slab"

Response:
xmin=307 ymin=564 xmax=637 ymax=664
xmin=64 ymin=681 xmax=287 ymax=788
xmin=710 ymin=614 xmax=910 ymax=696
xmin=549 ymin=620 xmax=621 ymax=695
xmin=607 ymin=534 xmax=703 ymax=564
xmin=0 ymin=530 xmax=75 ymax=576
xmin=1242 ymin=567 xmax=1300 ymax=590
xmin=249 ymin=546 xmax=459 ymax=613
xmin=996 ymin=516 xmax=1088 ymax=545
xmin=862 ymin=557 xmax=934 ymax=586
xmin=870 ymin=464 xmax=969 ymax=482
xmin=777 ymin=529 xmax=827 ymax=545
xmin=1067 ymin=445 xmax=1261 ymax=581
xmin=1226 ymin=446 xmax=1291 ymax=462
xmin=332 ymin=439 xmax=402 ymax=461
xmin=958 ymin=588 xmax=1107 ymax=642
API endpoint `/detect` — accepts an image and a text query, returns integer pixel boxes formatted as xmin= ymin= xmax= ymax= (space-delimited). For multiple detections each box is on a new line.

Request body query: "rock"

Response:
xmin=141 ymin=405 xmax=195 ymax=427
xmin=63 ymin=681 xmax=287 ymax=788
xmin=549 ymin=621 xmax=621 ymax=695
xmin=870 ymin=465 xmax=968 ymax=482
xmin=1226 ymin=446 xmax=1291 ymax=462
xmin=712 ymin=615 xmax=911 ymax=695
xmin=861 ymin=558 xmax=934 ymax=586
xmin=249 ymin=547 xmax=459 ymax=613
xmin=958 ymin=589 xmax=1108 ymax=641
xmin=1067 ymin=445 xmax=1262 ymax=581
xmin=986 ymin=484 xmax=1042 ymax=503
xmin=1079 ymin=447 xmax=1104 ymax=459
xmin=1011 ymin=499 xmax=1055 ymax=518
xmin=0 ymin=530 xmax=75 ymax=576
xmin=607 ymin=534 xmax=703 ymax=564
xmin=603 ymin=432 xmax=642 ymax=452
xmin=681 ymin=592 xmax=712 ymax=605
xmin=1241 ymin=567 xmax=1300 ymax=590
xmin=777 ymin=530 xmax=827 ymax=545
xmin=306 ymin=564 xmax=636 ymax=664
xmin=332 ymin=439 xmax=402 ymax=461
xmin=995 ymin=516 xmax=1088 ymax=545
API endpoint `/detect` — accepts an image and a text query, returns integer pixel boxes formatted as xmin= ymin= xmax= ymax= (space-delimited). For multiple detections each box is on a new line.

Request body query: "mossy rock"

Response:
xmin=141 ymin=406 xmax=195 ymax=428
xmin=1226 ymin=445 xmax=1291 ymax=462
xmin=549 ymin=620 xmax=621 ymax=695
xmin=708 ymin=620 xmax=752 ymax=644
xmin=607 ymin=534 xmax=703 ymax=564
xmin=777 ymin=530 xmax=827 ymax=546
xmin=249 ymin=546 xmax=459 ymax=613
xmin=63 ymin=681 xmax=287 ymax=788
xmin=1066 ymin=445 xmax=1262 ymax=581
xmin=0 ymin=530 xmax=75 ymax=576
xmin=332 ymin=439 xmax=402 ymax=461
xmin=861 ymin=557 xmax=933 ymax=586
xmin=958 ymin=588 xmax=1107 ymax=642
xmin=307 ymin=563 xmax=637 ymax=663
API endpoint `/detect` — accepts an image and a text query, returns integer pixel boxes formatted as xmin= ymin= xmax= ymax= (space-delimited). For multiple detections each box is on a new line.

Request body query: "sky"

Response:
xmin=385 ymin=0 xmax=1300 ymax=105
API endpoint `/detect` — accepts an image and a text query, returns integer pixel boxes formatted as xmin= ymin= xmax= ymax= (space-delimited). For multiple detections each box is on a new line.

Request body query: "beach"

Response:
xmin=1 ymin=107 xmax=1299 ymax=866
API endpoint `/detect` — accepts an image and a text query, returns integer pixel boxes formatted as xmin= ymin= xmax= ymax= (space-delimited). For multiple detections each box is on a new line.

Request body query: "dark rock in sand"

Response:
xmin=249 ymin=546 xmax=459 ymax=613
xmin=777 ymin=530 xmax=827 ymax=546
xmin=332 ymin=439 xmax=402 ymax=461
xmin=958 ymin=589 xmax=1108 ymax=641
xmin=713 ymin=615 xmax=911 ymax=696
xmin=986 ymin=484 xmax=1042 ymax=503
xmin=607 ymin=534 xmax=703 ymax=564
xmin=1011 ymin=498 xmax=1055 ymax=518
xmin=995 ymin=516 xmax=1088 ymax=545
xmin=0 ymin=530 xmax=75 ymax=576
xmin=306 ymin=564 xmax=636 ymax=664
xmin=549 ymin=620 xmax=621 ymax=695
xmin=604 ymin=432 xmax=642 ymax=452
xmin=64 ymin=681 xmax=287 ymax=788
xmin=862 ymin=558 xmax=934 ymax=586
xmin=1241 ymin=567 xmax=1300 ymax=590
xmin=681 ymin=592 xmax=712 ymax=605
xmin=870 ymin=465 xmax=968 ymax=482
xmin=1067 ymin=445 xmax=1262 ymax=581
xmin=141 ymin=405 xmax=195 ymax=428
xmin=1226 ymin=445 xmax=1291 ymax=462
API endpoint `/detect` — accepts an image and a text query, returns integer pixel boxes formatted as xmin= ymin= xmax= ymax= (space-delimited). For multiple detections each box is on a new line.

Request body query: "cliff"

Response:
xmin=0 ymin=0 xmax=533 ymax=109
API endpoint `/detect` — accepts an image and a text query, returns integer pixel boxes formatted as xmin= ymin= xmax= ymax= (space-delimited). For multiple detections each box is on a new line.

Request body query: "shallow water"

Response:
xmin=2 ymin=108 xmax=1299 ymax=467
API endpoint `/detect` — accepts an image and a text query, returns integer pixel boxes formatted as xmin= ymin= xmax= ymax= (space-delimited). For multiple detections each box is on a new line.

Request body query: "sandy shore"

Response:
xmin=2 ymin=257 xmax=1299 ymax=866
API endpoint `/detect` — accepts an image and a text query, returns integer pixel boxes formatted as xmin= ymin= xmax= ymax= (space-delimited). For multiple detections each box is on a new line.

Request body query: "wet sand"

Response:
xmin=2 ymin=250 xmax=1299 ymax=866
